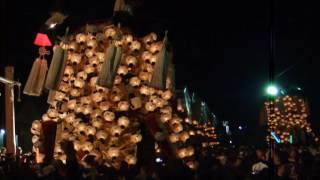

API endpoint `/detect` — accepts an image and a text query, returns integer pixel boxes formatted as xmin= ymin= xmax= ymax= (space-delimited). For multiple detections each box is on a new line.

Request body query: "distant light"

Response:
xmin=155 ymin=157 xmax=163 ymax=163
xmin=266 ymin=85 xmax=279 ymax=96
xmin=297 ymin=87 xmax=302 ymax=91
xmin=0 ymin=129 xmax=5 ymax=135
xmin=229 ymin=140 xmax=232 ymax=144
xmin=238 ymin=126 xmax=243 ymax=130
xmin=49 ymin=23 xmax=57 ymax=29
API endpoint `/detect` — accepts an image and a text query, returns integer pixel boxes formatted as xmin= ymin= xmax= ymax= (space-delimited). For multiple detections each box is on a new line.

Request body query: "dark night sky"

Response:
xmin=1 ymin=0 xmax=320 ymax=148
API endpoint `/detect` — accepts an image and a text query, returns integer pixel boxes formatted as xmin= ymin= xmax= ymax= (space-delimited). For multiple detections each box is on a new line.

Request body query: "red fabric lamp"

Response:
xmin=34 ymin=33 xmax=52 ymax=47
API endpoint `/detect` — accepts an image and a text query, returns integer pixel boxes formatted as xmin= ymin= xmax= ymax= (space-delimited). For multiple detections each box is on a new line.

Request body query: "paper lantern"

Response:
xmin=107 ymin=147 xmax=120 ymax=159
xmin=92 ymin=119 xmax=104 ymax=129
xmin=77 ymin=123 xmax=86 ymax=134
xmin=62 ymin=66 xmax=74 ymax=82
xmin=123 ymin=34 xmax=133 ymax=45
xmin=85 ymin=49 xmax=95 ymax=58
xmin=180 ymin=131 xmax=190 ymax=142
xmin=99 ymin=101 xmax=111 ymax=111
xmin=48 ymin=109 xmax=59 ymax=118
xmin=142 ymin=51 xmax=153 ymax=63
xmin=117 ymin=66 xmax=128 ymax=76
xmin=143 ymin=33 xmax=157 ymax=46
xmin=104 ymin=27 xmax=117 ymax=39
xmin=130 ymin=96 xmax=142 ymax=110
xmin=111 ymin=126 xmax=122 ymax=137
xmin=103 ymin=111 xmax=115 ymax=122
xmin=68 ymin=41 xmax=78 ymax=52
xmin=130 ymin=134 xmax=142 ymax=143
xmin=32 ymin=135 xmax=40 ymax=144
xmin=172 ymin=122 xmax=183 ymax=133
xmin=70 ymin=53 xmax=82 ymax=65
xmin=87 ymin=39 xmax=98 ymax=49
xmin=125 ymin=56 xmax=137 ymax=67
xmin=160 ymin=113 xmax=171 ymax=123
xmin=75 ymin=33 xmax=87 ymax=44
xmin=125 ymin=154 xmax=137 ymax=165
xmin=118 ymin=116 xmax=130 ymax=129
xmin=129 ymin=41 xmax=141 ymax=52
xmin=83 ymin=105 xmax=93 ymax=115
xmin=161 ymin=90 xmax=172 ymax=100
xmin=169 ymin=134 xmax=179 ymax=143
xmin=31 ymin=120 xmax=42 ymax=133
xmin=129 ymin=77 xmax=140 ymax=87
xmin=96 ymin=130 xmax=108 ymax=140
xmin=92 ymin=92 xmax=104 ymax=103
xmin=145 ymin=102 xmax=156 ymax=112
xmin=74 ymin=140 xmax=82 ymax=151
xmin=118 ymin=101 xmax=129 ymax=111
xmin=82 ymin=142 xmax=94 ymax=153
xmin=177 ymin=148 xmax=187 ymax=159
xmin=149 ymin=42 xmax=162 ymax=54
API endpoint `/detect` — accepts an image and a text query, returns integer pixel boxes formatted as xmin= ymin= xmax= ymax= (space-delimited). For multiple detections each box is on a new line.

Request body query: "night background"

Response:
xmin=1 ymin=0 xmax=320 ymax=150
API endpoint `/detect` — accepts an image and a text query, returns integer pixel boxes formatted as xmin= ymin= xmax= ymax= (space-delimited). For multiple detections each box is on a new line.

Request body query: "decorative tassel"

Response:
xmin=150 ymin=31 xmax=169 ymax=90
xmin=23 ymin=58 xmax=48 ymax=96
xmin=97 ymin=44 xmax=122 ymax=88
xmin=47 ymin=90 xmax=56 ymax=105
xmin=166 ymin=58 xmax=175 ymax=90
xmin=45 ymin=46 xmax=67 ymax=90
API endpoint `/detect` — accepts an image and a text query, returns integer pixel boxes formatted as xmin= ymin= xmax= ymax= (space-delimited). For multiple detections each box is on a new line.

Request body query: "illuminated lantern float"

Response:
xmin=29 ymin=21 xmax=218 ymax=170
xmin=264 ymin=94 xmax=317 ymax=144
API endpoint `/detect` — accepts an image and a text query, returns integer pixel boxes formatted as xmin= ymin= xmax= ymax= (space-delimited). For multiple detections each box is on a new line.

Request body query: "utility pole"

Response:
xmin=5 ymin=67 xmax=17 ymax=155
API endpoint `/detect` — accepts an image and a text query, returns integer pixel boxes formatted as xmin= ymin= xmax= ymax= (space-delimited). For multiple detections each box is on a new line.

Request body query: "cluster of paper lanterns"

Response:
xmin=265 ymin=95 xmax=317 ymax=143
xmin=30 ymin=23 xmax=206 ymax=169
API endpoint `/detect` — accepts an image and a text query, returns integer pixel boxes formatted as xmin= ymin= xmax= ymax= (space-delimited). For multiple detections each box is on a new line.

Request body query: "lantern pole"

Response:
xmin=1 ymin=67 xmax=21 ymax=155
xmin=267 ymin=0 xmax=276 ymax=178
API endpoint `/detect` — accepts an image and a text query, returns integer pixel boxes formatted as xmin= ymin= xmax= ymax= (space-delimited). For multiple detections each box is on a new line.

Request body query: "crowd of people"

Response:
xmin=1 ymin=142 xmax=320 ymax=179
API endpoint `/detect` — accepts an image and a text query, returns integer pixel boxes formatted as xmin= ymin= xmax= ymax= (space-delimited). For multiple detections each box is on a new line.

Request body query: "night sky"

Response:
xmin=1 ymin=0 xmax=320 ymax=149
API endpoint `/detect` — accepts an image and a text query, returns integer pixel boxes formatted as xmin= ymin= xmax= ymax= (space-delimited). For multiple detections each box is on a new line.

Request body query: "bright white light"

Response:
xmin=238 ymin=126 xmax=243 ymax=130
xmin=49 ymin=23 xmax=57 ymax=29
xmin=266 ymin=85 xmax=278 ymax=96
xmin=0 ymin=129 xmax=5 ymax=135
xmin=229 ymin=140 xmax=232 ymax=144
xmin=155 ymin=157 xmax=163 ymax=163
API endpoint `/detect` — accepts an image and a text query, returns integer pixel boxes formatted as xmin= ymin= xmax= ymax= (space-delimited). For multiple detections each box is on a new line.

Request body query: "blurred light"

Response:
xmin=297 ymin=87 xmax=302 ymax=91
xmin=0 ymin=129 xmax=5 ymax=135
xmin=229 ymin=140 xmax=232 ymax=144
xmin=266 ymin=85 xmax=279 ymax=96
xmin=155 ymin=157 xmax=163 ymax=163
xmin=271 ymin=132 xmax=280 ymax=143
xmin=49 ymin=23 xmax=57 ymax=29
xmin=289 ymin=135 xmax=293 ymax=144
xmin=238 ymin=126 xmax=243 ymax=130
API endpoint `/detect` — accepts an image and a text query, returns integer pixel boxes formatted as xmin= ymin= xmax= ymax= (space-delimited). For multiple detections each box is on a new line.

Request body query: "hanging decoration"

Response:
xmin=45 ymin=28 xmax=69 ymax=90
xmin=97 ymin=42 xmax=123 ymax=88
xmin=24 ymin=33 xmax=52 ymax=96
xmin=149 ymin=31 xmax=169 ymax=90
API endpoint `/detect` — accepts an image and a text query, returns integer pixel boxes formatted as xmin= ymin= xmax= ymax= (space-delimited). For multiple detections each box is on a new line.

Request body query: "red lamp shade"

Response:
xmin=34 ymin=33 xmax=52 ymax=47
